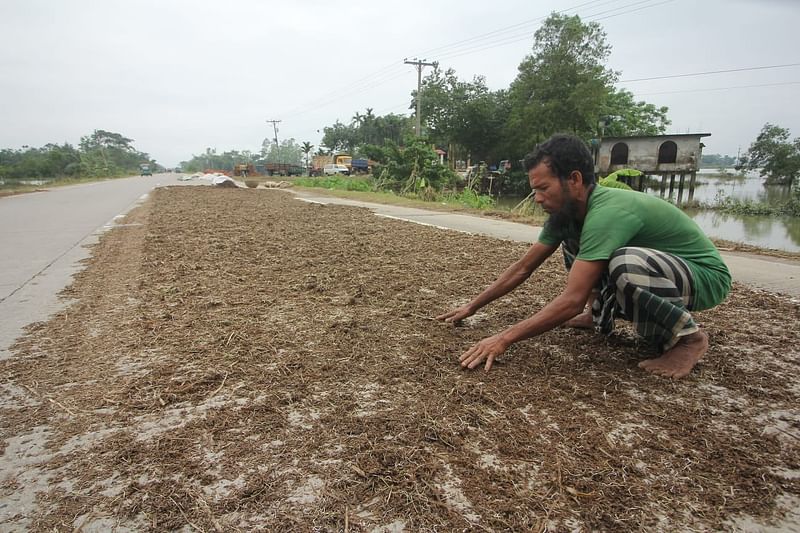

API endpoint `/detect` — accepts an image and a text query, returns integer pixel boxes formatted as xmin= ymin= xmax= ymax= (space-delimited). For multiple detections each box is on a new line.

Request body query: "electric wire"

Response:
xmin=620 ymin=63 xmax=800 ymax=82
xmin=411 ymin=0 xmax=619 ymax=58
xmin=278 ymin=0 xmax=666 ymax=121
xmin=434 ymin=0 xmax=672 ymax=62
xmin=278 ymin=0 xmax=796 ymax=136
xmin=633 ymin=80 xmax=800 ymax=96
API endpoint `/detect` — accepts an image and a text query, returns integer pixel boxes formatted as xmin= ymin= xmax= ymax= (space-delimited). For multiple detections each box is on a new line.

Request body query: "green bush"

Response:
xmin=446 ymin=188 xmax=495 ymax=209
xmin=370 ymin=137 xmax=460 ymax=193
xmin=709 ymin=189 xmax=800 ymax=217
xmin=293 ymin=177 xmax=372 ymax=192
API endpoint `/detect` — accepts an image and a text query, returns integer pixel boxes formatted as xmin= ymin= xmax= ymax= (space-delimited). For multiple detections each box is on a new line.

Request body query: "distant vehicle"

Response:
xmin=323 ymin=164 xmax=350 ymax=176
xmin=140 ymin=164 xmax=152 ymax=176
xmin=350 ymin=158 xmax=376 ymax=174
xmin=262 ymin=163 xmax=304 ymax=176
xmin=312 ymin=154 xmax=351 ymax=176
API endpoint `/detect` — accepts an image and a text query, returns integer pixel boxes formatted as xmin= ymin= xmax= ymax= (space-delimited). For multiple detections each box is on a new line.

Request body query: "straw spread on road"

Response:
xmin=1 ymin=186 xmax=798 ymax=531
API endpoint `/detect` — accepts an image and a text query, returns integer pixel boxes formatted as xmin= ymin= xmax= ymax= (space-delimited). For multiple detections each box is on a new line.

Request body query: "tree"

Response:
xmin=1 ymin=131 xmax=150 ymax=180
xmin=417 ymin=67 xmax=510 ymax=163
xmin=78 ymin=129 xmax=151 ymax=177
xmin=738 ymin=123 xmax=800 ymax=186
xmin=321 ymin=120 xmax=358 ymax=154
xmin=301 ymin=141 xmax=314 ymax=171
xmin=599 ymin=89 xmax=670 ymax=136
xmin=262 ymin=138 xmax=302 ymax=166
xmin=370 ymin=136 xmax=459 ymax=193
xmin=508 ymin=13 xmax=616 ymax=154
xmin=368 ymin=113 xmax=412 ymax=147
xmin=701 ymin=153 xmax=737 ymax=168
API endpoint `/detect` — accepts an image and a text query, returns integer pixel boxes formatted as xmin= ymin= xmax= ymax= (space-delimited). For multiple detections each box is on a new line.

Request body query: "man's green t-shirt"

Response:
xmin=538 ymin=186 xmax=731 ymax=310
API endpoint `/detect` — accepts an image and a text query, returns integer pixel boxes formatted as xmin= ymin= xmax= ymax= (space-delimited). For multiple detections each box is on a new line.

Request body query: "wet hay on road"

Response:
xmin=1 ymin=186 xmax=799 ymax=531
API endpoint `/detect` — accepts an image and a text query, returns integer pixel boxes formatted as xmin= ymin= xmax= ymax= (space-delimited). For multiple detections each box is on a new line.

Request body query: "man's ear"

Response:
xmin=568 ymin=170 xmax=583 ymax=187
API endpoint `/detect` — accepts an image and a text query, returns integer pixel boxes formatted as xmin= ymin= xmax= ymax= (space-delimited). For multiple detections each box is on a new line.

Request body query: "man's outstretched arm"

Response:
xmin=436 ymin=241 xmax=558 ymax=323
xmin=459 ymin=258 xmax=607 ymax=371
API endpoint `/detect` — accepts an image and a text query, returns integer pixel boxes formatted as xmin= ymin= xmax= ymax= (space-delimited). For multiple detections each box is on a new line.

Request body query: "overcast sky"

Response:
xmin=1 ymin=0 xmax=798 ymax=167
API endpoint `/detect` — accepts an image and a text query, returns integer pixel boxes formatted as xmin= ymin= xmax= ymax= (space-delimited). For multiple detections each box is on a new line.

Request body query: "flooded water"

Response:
xmin=498 ymin=170 xmax=800 ymax=252
xmin=683 ymin=208 xmax=800 ymax=252
xmin=651 ymin=171 xmax=799 ymax=252
xmin=650 ymin=169 xmax=793 ymax=206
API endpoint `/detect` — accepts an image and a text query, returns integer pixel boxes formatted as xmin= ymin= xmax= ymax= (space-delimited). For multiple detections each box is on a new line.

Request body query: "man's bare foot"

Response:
xmin=564 ymin=311 xmax=594 ymax=329
xmin=638 ymin=330 xmax=708 ymax=379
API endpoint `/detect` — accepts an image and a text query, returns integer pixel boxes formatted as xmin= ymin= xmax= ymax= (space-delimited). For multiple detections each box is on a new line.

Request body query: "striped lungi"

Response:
xmin=562 ymin=244 xmax=698 ymax=352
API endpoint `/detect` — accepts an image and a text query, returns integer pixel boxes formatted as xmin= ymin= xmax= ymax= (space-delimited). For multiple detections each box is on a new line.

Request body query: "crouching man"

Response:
xmin=437 ymin=134 xmax=731 ymax=379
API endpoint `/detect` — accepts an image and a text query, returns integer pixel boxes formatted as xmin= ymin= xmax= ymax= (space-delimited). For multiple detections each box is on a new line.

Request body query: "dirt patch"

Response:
xmin=1 ymin=187 xmax=798 ymax=531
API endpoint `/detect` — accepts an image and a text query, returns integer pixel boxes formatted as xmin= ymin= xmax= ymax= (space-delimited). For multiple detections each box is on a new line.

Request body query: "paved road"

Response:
xmin=0 ymin=173 xmax=190 ymax=359
xmin=292 ymin=190 xmax=800 ymax=299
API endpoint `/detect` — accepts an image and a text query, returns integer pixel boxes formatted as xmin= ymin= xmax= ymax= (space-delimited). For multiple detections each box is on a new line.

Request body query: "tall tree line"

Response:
xmin=0 ymin=129 xmax=156 ymax=180
xmin=319 ymin=13 xmax=670 ymax=168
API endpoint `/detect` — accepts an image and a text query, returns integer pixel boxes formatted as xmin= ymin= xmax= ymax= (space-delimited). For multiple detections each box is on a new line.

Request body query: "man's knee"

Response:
xmin=608 ymin=247 xmax=644 ymax=285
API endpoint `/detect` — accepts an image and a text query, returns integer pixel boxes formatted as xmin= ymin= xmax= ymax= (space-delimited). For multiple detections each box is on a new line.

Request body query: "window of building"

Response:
xmin=610 ymin=142 xmax=629 ymax=165
xmin=658 ymin=141 xmax=678 ymax=164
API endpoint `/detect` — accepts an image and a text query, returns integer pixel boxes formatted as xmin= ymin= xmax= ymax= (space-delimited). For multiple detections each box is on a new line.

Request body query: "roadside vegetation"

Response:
xmin=706 ymin=188 xmax=800 ymax=217
xmin=0 ymin=130 xmax=158 ymax=193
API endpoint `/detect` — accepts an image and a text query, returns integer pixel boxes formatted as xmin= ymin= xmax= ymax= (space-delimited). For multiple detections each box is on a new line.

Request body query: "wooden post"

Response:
xmin=660 ymin=174 xmax=667 ymax=197
xmin=668 ymin=174 xmax=676 ymax=199
xmin=688 ymin=171 xmax=697 ymax=202
xmin=677 ymin=173 xmax=686 ymax=204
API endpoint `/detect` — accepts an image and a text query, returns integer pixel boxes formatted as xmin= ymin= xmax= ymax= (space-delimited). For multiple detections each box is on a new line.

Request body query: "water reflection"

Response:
xmin=497 ymin=171 xmax=800 ymax=252
xmin=650 ymin=172 xmax=798 ymax=251
xmin=684 ymin=209 xmax=800 ymax=252
xmin=649 ymin=170 xmax=793 ymax=206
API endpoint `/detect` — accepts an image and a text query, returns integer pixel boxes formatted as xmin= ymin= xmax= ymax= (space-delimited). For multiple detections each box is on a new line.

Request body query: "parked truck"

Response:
xmin=311 ymin=154 xmax=352 ymax=176
xmin=267 ymin=163 xmax=304 ymax=176
xmin=350 ymin=158 xmax=376 ymax=174
xmin=255 ymin=163 xmax=304 ymax=176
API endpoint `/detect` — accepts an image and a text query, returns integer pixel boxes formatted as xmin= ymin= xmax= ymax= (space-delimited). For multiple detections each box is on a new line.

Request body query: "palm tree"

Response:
xmin=351 ymin=111 xmax=364 ymax=127
xmin=301 ymin=141 xmax=314 ymax=174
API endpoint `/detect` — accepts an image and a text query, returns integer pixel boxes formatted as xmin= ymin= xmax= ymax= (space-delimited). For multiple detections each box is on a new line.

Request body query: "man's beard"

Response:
xmin=547 ymin=186 xmax=580 ymax=230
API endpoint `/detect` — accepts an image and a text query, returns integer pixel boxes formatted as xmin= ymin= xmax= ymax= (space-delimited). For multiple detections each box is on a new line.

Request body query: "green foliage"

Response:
xmin=598 ymin=177 xmax=633 ymax=190
xmin=445 ymin=188 xmax=496 ymax=209
xmin=300 ymin=141 xmax=314 ymax=169
xmin=371 ymin=137 xmax=460 ymax=193
xmin=701 ymin=153 xmax=738 ymax=167
xmin=1 ymin=130 xmax=153 ymax=181
xmin=600 ymin=89 xmax=670 ymax=136
xmin=181 ymin=148 xmax=240 ymax=173
xmin=293 ymin=177 xmax=372 ymax=192
xmin=706 ymin=185 xmax=800 ymax=217
xmin=0 ymin=143 xmax=81 ymax=180
xmin=323 ymin=111 xmax=412 ymax=155
xmin=598 ymin=168 xmax=638 ymax=190
xmin=737 ymin=123 xmax=800 ymax=186
xmin=179 ymin=141 xmax=302 ymax=173
xmin=418 ymin=67 xmax=509 ymax=163
xmin=712 ymin=196 xmax=800 ymax=217
xmin=262 ymin=138 xmax=302 ymax=166
xmin=78 ymin=129 xmax=153 ymax=177
xmin=508 ymin=13 xmax=616 ymax=153
xmin=315 ymin=13 xmax=670 ymax=198
xmin=321 ymin=121 xmax=358 ymax=154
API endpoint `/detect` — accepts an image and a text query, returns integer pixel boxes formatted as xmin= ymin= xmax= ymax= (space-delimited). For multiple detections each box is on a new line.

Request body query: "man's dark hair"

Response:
xmin=523 ymin=134 xmax=596 ymax=186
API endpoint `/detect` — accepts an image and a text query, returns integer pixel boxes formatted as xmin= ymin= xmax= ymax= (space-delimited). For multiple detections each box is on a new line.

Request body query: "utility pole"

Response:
xmin=404 ymin=58 xmax=437 ymax=137
xmin=266 ymin=119 xmax=281 ymax=147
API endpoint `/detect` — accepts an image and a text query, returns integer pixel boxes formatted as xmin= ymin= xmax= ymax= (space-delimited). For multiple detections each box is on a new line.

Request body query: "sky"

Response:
xmin=1 ymin=0 xmax=798 ymax=167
